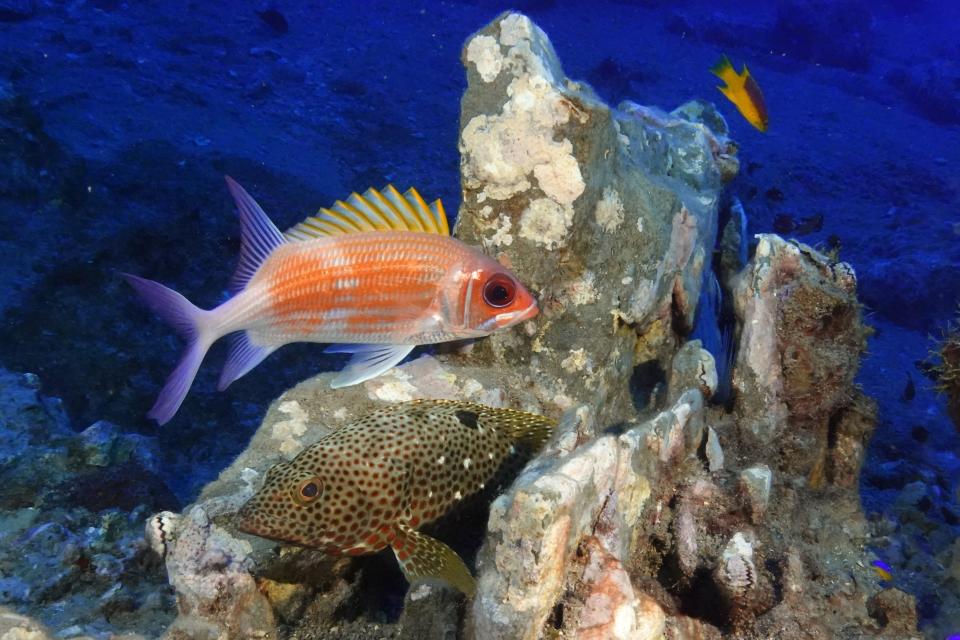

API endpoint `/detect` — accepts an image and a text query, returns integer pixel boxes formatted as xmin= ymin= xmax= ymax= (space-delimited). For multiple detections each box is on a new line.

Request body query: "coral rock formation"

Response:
xmin=456 ymin=12 xmax=732 ymax=424
xmin=150 ymin=12 xmax=904 ymax=640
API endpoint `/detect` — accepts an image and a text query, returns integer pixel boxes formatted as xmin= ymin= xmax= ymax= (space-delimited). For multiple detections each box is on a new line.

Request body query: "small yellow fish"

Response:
xmin=710 ymin=53 xmax=769 ymax=132
xmin=871 ymin=559 xmax=893 ymax=582
xmin=236 ymin=400 xmax=556 ymax=596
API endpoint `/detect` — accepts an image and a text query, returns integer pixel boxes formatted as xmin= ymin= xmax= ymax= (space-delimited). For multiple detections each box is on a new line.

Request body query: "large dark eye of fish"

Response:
xmin=482 ymin=274 xmax=516 ymax=308
xmin=293 ymin=477 xmax=324 ymax=505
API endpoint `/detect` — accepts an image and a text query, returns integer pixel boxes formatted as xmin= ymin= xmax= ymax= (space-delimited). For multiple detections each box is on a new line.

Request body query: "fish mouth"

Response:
xmin=235 ymin=506 xmax=279 ymax=540
xmin=501 ymin=300 xmax=539 ymax=327
xmin=479 ymin=300 xmax=539 ymax=332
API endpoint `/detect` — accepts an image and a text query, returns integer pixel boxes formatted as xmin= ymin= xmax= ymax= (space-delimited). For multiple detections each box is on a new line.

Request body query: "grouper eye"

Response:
xmin=482 ymin=274 xmax=516 ymax=308
xmin=294 ymin=477 xmax=323 ymax=505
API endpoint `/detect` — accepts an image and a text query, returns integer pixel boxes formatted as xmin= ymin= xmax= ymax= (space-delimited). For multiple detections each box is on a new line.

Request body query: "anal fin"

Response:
xmin=218 ymin=332 xmax=277 ymax=390
xmin=391 ymin=523 xmax=475 ymax=597
xmin=328 ymin=344 xmax=414 ymax=389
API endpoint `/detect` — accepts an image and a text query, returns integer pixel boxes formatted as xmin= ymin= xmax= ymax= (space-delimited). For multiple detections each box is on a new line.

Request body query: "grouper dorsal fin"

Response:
xmin=285 ymin=185 xmax=449 ymax=240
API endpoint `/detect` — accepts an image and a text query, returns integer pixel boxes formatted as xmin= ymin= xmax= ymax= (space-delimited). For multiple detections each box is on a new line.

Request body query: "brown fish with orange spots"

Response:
xmin=236 ymin=400 xmax=555 ymax=595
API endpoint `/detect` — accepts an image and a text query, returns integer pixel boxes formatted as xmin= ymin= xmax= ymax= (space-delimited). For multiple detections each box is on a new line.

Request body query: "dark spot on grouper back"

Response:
xmin=455 ymin=409 xmax=479 ymax=429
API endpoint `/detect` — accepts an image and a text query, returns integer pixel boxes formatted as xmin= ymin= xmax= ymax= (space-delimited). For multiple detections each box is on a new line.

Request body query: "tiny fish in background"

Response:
xmin=871 ymin=559 xmax=894 ymax=582
xmin=236 ymin=399 xmax=556 ymax=596
xmin=256 ymin=8 xmax=288 ymax=34
xmin=711 ymin=53 xmax=769 ymax=132
xmin=900 ymin=373 xmax=915 ymax=403
xmin=124 ymin=178 xmax=538 ymax=424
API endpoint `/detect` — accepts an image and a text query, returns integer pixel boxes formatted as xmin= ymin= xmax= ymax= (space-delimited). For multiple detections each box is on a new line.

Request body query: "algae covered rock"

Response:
xmin=456 ymin=12 xmax=732 ymax=425
xmin=731 ymin=234 xmax=874 ymax=487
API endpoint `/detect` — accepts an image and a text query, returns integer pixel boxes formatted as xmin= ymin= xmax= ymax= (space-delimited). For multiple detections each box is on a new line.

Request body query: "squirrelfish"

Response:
xmin=124 ymin=178 xmax=538 ymax=424
xmin=710 ymin=53 xmax=769 ymax=132
xmin=236 ymin=399 xmax=556 ymax=596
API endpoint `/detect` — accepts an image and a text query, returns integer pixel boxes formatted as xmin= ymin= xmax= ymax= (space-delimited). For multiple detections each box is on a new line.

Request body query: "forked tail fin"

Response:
xmin=123 ymin=273 xmax=215 ymax=425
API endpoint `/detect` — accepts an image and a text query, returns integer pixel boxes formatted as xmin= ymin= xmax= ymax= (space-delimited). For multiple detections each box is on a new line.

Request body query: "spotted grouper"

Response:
xmin=236 ymin=399 xmax=555 ymax=596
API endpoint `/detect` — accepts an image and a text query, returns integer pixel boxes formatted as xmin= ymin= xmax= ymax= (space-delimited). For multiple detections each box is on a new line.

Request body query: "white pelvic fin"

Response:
xmin=328 ymin=344 xmax=415 ymax=388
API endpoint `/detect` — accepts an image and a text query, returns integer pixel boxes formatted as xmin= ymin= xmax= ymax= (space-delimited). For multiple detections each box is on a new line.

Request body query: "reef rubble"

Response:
xmin=0 ymin=369 xmax=175 ymax=639
xmin=145 ymin=11 xmax=912 ymax=640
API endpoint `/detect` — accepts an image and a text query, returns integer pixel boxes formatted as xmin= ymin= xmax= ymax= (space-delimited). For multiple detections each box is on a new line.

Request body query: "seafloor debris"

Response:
xmin=0 ymin=369 xmax=175 ymax=637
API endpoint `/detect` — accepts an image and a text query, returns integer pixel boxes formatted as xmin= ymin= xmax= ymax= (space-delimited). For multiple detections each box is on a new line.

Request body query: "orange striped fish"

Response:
xmin=124 ymin=177 xmax=538 ymax=425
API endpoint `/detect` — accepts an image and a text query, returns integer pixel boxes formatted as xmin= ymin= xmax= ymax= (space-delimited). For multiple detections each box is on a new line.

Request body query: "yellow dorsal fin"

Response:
xmin=284 ymin=185 xmax=449 ymax=240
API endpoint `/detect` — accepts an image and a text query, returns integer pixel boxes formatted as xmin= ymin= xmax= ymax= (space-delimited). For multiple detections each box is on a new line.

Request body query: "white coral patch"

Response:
xmin=461 ymin=378 xmax=484 ymax=398
xmin=239 ymin=467 xmax=260 ymax=495
xmin=532 ymin=153 xmax=583 ymax=206
xmin=518 ymin=197 xmax=573 ymax=249
xmin=499 ymin=13 xmax=535 ymax=47
xmin=459 ymin=13 xmax=585 ymax=216
xmin=566 ymin=271 xmax=599 ymax=305
xmin=488 ymin=213 xmax=514 ymax=247
xmin=369 ymin=377 xmax=418 ymax=403
xmin=272 ymin=400 xmax=309 ymax=457
xmin=561 ymin=348 xmax=590 ymax=373
xmin=553 ymin=393 xmax=574 ymax=411
xmin=466 ymin=34 xmax=503 ymax=82
xmin=594 ymin=186 xmax=624 ymax=232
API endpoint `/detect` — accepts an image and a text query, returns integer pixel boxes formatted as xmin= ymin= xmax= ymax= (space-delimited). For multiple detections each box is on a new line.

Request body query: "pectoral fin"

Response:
xmin=390 ymin=522 xmax=475 ymax=597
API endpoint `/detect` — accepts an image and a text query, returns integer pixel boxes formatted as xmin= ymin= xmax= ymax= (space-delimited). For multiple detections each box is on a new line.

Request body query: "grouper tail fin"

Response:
xmin=123 ymin=273 xmax=216 ymax=425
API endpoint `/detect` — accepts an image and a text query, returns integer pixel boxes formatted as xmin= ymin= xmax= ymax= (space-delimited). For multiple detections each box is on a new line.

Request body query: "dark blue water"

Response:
xmin=1 ymin=0 xmax=957 ymax=633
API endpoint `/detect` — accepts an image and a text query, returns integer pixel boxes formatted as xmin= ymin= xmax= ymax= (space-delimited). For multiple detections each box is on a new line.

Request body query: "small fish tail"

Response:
xmin=710 ymin=53 xmax=734 ymax=77
xmin=123 ymin=273 xmax=217 ymax=424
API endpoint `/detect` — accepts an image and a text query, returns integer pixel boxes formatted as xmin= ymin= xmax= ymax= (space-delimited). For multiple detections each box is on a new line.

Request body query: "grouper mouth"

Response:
xmin=235 ymin=505 xmax=317 ymax=548
xmin=235 ymin=505 xmax=278 ymax=540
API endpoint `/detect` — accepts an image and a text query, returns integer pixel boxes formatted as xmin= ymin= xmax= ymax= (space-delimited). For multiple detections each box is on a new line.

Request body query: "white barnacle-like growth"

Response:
xmin=145 ymin=510 xmax=181 ymax=558
xmin=717 ymin=532 xmax=757 ymax=601
xmin=594 ymin=186 xmax=625 ymax=232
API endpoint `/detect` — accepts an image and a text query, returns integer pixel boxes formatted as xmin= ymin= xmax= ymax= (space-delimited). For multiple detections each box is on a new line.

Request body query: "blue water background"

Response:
xmin=0 ymin=0 xmax=958 ymax=631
